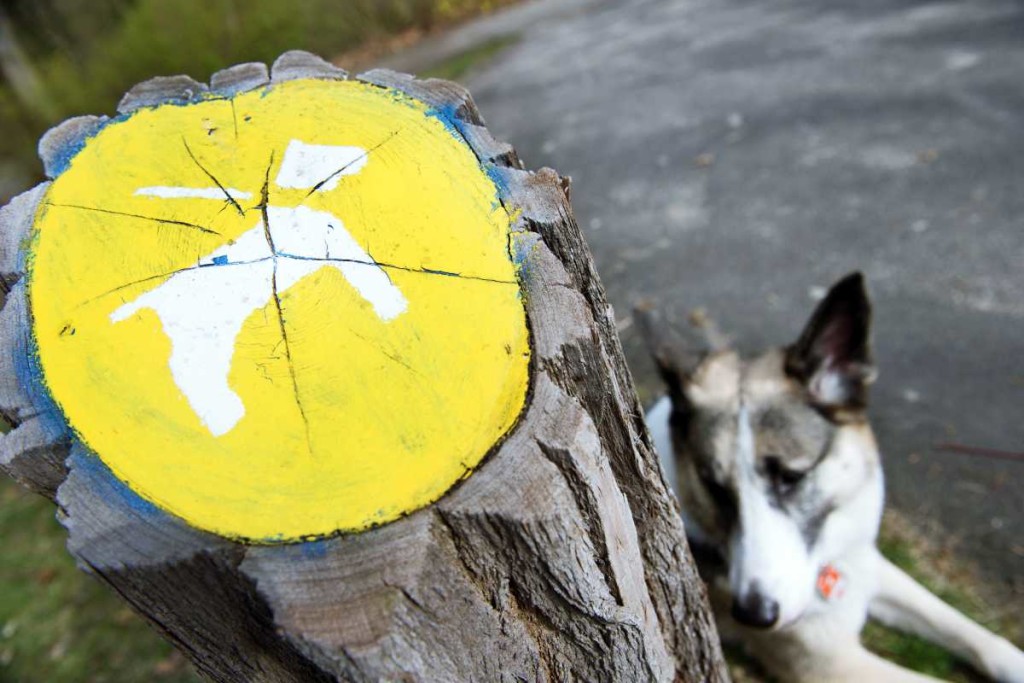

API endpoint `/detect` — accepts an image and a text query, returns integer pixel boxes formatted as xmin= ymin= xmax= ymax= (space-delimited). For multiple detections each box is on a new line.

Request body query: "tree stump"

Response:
xmin=0 ymin=51 xmax=726 ymax=682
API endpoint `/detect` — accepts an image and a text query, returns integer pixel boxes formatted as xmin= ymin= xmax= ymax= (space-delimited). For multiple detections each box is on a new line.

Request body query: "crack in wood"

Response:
xmin=46 ymin=203 xmax=222 ymax=236
xmin=382 ymin=578 xmax=436 ymax=620
xmin=432 ymin=511 xmax=495 ymax=608
xmin=182 ymin=137 xmax=245 ymax=217
xmin=229 ymin=99 xmax=239 ymax=141
xmin=301 ymin=130 xmax=400 ymax=200
xmin=71 ymin=249 xmax=515 ymax=313
xmin=258 ymin=152 xmax=314 ymax=457
xmin=279 ymin=253 xmax=518 ymax=285
xmin=0 ymin=272 xmax=19 ymax=295
xmin=344 ymin=327 xmax=420 ymax=376
xmin=74 ymin=257 xmax=275 ymax=310
xmin=536 ymin=441 xmax=625 ymax=609
xmin=268 ymin=262 xmax=313 ymax=456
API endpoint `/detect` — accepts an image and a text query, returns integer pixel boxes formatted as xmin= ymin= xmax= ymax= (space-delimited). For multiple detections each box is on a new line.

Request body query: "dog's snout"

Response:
xmin=731 ymin=585 xmax=780 ymax=629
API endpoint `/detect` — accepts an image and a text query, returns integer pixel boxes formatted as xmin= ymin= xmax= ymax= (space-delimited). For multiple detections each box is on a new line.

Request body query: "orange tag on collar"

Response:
xmin=817 ymin=564 xmax=846 ymax=601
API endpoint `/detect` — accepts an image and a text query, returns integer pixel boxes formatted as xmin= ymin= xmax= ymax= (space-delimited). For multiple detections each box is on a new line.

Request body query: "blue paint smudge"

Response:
xmin=46 ymin=88 xmax=225 ymax=178
xmin=508 ymin=232 xmax=541 ymax=288
xmin=426 ymin=102 xmax=467 ymax=143
xmin=45 ymin=118 xmax=112 ymax=178
xmin=509 ymin=232 xmax=540 ymax=267
xmin=68 ymin=443 xmax=166 ymax=518
xmin=485 ymin=164 xmax=512 ymax=202
xmin=298 ymin=538 xmax=331 ymax=559
xmin=47 ymin=140 xmax=85 ymax=178
xmin=13 ymin=292 xmax=72 ymax=443
xmin=425 ymin=104 xmax=515 ymax=212
xmin=212 ymin=255 xmax=228 ymax=265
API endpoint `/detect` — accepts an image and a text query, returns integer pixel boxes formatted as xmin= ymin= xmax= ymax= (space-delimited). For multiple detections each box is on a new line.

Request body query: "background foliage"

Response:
xmin=0 ymin=0 xmax=515 ymax=198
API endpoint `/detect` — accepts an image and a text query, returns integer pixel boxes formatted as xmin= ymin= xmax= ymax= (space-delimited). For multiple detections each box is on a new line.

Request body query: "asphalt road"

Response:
xmin=434 ymin=0 xmax=1024 ymax=595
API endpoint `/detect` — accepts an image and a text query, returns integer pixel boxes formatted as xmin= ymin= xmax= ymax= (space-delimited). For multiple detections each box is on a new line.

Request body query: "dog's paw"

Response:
xmin=979 ymin=636 xmax=1024 ymax=683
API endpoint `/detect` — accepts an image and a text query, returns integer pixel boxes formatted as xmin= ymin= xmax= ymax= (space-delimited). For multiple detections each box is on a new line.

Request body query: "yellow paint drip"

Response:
xmin=29 ymin=79 xmax=531 ymax=542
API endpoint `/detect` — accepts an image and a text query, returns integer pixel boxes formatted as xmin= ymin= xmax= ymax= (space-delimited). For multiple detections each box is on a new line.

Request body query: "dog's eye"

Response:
xmin=764 ymin=456 xmax=807 ymax=490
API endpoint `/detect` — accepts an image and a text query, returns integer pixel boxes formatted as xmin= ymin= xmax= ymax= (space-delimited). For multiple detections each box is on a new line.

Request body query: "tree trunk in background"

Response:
xmin=0 ymin=52 xmax=727 ymax=682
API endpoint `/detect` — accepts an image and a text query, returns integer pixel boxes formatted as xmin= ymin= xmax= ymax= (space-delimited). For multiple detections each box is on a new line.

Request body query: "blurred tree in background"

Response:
xmin=0 ymin=0 xmax=514 ymax=200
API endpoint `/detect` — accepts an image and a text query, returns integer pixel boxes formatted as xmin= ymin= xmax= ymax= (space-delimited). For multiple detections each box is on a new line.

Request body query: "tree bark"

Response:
xmin=0 ymin=51 xmax=726 ymax=682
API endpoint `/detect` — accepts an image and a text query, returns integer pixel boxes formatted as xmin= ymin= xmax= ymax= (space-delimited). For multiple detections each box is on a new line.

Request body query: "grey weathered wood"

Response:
xmin=0 ymin=183 xmax=46 ymax=276
xmin=38 ymin=115 xmax=108 ymax=179
xmin=117 ymin=74 xmax=209 ymax=114
xmin=455 ymin=121 xmax=521 ymax=167
xmin=0 ymin=51 xmax=726 ymax=682
xmin=0 ymin=185 xmax=70 ymax=498
xmin=210 ymin=62 xmax=270 ymax=96
xmin=271 ymin=50 xmax=347 ymax=82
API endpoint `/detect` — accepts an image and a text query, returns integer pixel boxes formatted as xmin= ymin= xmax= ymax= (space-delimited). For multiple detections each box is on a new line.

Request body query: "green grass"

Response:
xmin=859 ymin=526 xmax=1005 ymax=682
xmin=0 ymin=478 xmax=198 ymax=682
xmin=863 ymin=623 xmax=971 ymax=681
xmin=421 ymin=34 xmax=520 ymax=81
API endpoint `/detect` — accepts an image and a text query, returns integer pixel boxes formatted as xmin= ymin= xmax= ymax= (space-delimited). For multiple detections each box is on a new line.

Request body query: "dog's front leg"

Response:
xmin=869 ymin=551 xmax=1024 ymax=682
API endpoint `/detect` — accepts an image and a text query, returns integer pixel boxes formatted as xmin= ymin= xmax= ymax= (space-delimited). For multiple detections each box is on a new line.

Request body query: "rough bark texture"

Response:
xmin=0 ymin=51 xmax=727 ymax=682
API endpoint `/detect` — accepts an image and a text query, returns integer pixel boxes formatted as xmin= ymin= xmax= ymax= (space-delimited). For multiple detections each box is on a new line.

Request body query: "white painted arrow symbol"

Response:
xmin=111 ymin=141 xmax=406 ymax=437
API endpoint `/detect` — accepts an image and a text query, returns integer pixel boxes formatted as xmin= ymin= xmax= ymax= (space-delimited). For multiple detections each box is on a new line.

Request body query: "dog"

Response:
xmin=639 ymin=272 xmax=1024 ymax=682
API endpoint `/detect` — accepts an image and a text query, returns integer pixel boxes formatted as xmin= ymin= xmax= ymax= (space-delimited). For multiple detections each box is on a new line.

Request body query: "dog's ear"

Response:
xmin=785 ymin=272 xmax=876 ymax=410
xmin=634 ymin=300 xmax=703 ymax=402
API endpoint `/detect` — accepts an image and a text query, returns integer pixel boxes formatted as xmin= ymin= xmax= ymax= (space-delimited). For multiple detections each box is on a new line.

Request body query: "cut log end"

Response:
xmin=0 ymin=52 xmax=726 ymax=682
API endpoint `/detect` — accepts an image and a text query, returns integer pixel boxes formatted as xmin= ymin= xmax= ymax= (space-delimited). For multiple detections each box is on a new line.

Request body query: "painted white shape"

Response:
xmin=269 ymin=205 xmax=407 ymax=320
xmin=111 ymin=259 xmax=275 ymax=436
xmin=111 ymin=209 xmax=406 ymax=436
xmin=274 ymin=140 xmax=367 ymax=192
xmin=111 ymin=141 xmax=406 ymax=436
xmin=199 ymin=225 xmax=273 ymax=266
xmin=135 ymin=186 xmax=252 ymax=200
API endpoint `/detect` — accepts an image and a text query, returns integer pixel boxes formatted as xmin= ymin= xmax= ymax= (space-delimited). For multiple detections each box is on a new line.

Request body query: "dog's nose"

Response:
xmin=731 ymin=587 xmax=780 ymax=629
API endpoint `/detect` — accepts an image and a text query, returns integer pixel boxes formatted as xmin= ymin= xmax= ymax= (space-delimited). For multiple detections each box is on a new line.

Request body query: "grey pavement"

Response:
xmin=425 ymin=0 xmax=1023 ymax=595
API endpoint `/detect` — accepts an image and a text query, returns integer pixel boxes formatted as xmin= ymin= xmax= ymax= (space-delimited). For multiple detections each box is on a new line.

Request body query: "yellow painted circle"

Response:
xmin=29 ymin=79 xmax=530 ymax=542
